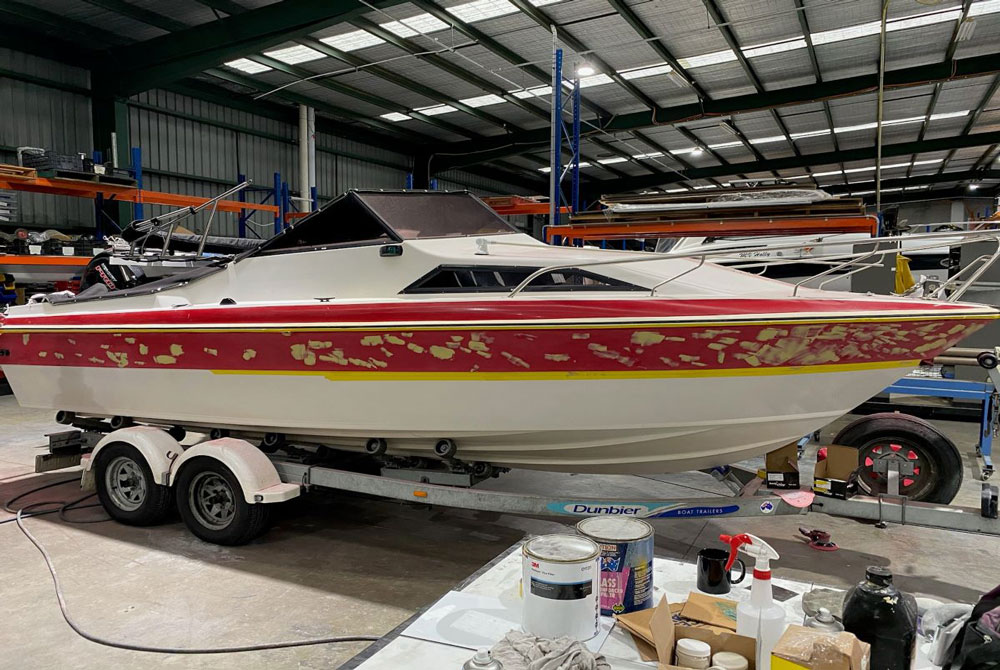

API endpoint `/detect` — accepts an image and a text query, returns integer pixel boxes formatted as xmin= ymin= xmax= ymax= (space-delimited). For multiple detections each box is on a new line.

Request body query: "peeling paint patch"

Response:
xmin=360 ymin=335 xmax=383 ymax=347
xmin=348 ymin=357 xmax=374 ymax=368
xmin=22 ymin=334 xmax=29 ymax=345
xmin=631 ymin=331 xmax=666 ymax=346
xmin=135 ymin=361 xmax=145 ymax=366
xmin=915 ymin=338 xmax=948 ymax=354
xmin=679 ymin=354 xmax=700 ymax=363
xmin=107 ymin=351 xmax=129 ymax=367
xmin=588 ymin=343 xmax=608 ymax=352
xmin=125 ymin=337 xmax=136 ymax=344
xmin=309 ymin=340 xmax=333 ymax=350
xmin=380 ymin=347 xmax=394 ymax=358
xmin=154 ymin=355 xmax=176 ymax=365
xmin=501 ymin=351 xmax=530 ymax=368
xmin=401 ymin=332 xmax=413 ymax=338
xmin=204 ymin=348 xmax=218 ymax=356
xmin=384 ymin=335 xmax=405 ymax=346
xmin=88 ymin=357 xmax=104 ymax=364
xmin=74 ymin=353 xmax=83 ymax=358
xmin=468 ymin=341 xmax=489 ymax=352
xmin=757 ymin=328 xmax=788 ymax=341
xmin=476 ymin=351 xmax=492 ymax=359
xmin=708 ymin=343 xmax=727 ymax=351
xmin=170 ymin=344 xmax=184 ymax=357
xmin=407 ymin=343 xmax=425 ymax=354
xmin=67 ymin=338 xmax=76 ymax=345
xmin=430 ymin=345 xmax=455 ymax=360
xmin=659 ymin=357 xmax=680 ymax=368
xmin=290 ymin=344 xmax=316 ymax=366
xmin=243 ymin=349 xmax=256 ymax=361
xmin=369 ymin=358 xmax=388 ymax=368
xmin=450 ymin=335 xmax=463 ymax=343
xmin=100 ymin=344 xmax=110 ymax=350
xmin=571 ymin=333 xmax=590 ymax=340
xmin=319 ymin=350 xmax=349 ymax=366
xmin=37 ymin=351 xmax=47 ymax=358
xmin=139 ymin=344 xmax=149 ymax=355
xmin=53 ymin=353 xmax=64 ymax=360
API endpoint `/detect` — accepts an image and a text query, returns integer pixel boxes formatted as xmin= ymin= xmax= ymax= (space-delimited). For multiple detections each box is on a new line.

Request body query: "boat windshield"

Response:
xmin=257 ymin=191 xmax=516 ymax=254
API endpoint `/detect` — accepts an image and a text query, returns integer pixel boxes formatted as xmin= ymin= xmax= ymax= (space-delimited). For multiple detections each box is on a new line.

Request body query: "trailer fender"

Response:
xmin=85 ymin=426 xmax=182 ymax=485
xmin=170 ymin=438 xmax=300 ymax=504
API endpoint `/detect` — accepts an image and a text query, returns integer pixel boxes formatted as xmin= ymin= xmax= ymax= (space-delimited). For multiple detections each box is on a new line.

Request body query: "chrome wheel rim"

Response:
xmin=105 ymin=456 xmax=147 ymax=512
xmin=189 ymin=472 xmax=236 ymax=529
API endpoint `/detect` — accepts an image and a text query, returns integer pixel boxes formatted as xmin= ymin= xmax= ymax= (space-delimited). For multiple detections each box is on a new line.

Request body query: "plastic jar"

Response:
xmin=675 ymin=638 xmax=712 ymax=669
xmin=711 ymin=650 xmax=749 ymax=670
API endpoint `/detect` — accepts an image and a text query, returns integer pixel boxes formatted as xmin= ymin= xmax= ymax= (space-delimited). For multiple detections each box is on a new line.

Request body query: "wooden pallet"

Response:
xmin=0 ymin=164 xmax=36 ymax=179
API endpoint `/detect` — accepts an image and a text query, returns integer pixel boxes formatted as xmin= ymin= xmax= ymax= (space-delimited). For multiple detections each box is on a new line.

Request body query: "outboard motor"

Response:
xmin=80 ymin=253 xmax=145 ymax=292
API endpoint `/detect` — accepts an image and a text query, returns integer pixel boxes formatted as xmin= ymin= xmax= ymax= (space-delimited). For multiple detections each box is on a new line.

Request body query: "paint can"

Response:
xmin=521 ymin=534 xmax=600 ymax=641
xmin=576 ymin=516 xmax=654 ymax=616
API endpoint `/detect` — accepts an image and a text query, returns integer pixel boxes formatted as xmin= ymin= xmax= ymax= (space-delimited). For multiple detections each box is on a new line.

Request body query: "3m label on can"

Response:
xmin=530 ymin=578 xmax=593 ymax=601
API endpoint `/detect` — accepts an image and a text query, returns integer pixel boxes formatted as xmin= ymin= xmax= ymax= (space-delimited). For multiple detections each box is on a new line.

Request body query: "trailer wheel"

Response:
xmin=174 ymin=457 xmax=270 ymax=546
xmin=95 ymin=443 xmax=173 ymax=525
xmin=833 ymin=413 xmax=963 ymax=503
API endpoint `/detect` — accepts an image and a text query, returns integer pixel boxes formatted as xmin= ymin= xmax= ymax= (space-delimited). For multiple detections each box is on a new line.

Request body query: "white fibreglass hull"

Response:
xmin=2 ymin=362 xmax=917 ymax=473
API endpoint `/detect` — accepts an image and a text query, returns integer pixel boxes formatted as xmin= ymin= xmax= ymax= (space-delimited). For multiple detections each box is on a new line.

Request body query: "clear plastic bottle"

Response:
xmin=841 ymin=567 xmax=917 ymax=670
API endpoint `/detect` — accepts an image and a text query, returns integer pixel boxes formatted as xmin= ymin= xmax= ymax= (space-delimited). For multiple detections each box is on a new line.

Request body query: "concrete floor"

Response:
xmin=1 ymin=395 xmax=998 ymax=669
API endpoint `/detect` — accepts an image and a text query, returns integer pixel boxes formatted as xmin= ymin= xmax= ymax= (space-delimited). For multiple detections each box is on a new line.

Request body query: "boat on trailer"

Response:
xmin=0 ymin=190 xmax=997 ymax=474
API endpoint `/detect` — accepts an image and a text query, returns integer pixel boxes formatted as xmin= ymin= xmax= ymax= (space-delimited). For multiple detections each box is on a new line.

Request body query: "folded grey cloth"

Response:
xmin=491 ymin=630 xmax=611 ymax=670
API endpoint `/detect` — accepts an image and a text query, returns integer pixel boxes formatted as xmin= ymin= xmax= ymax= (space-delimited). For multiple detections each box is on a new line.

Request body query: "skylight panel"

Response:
xmin=597 ymin=157 xmax=629 ymax=165
xmin=512 ymin=86 xmax=551 ymax=98
xmin=790 ymin=129 xmax=831 ymax=139
xmin=264 ymin=45 xmax=326 ymax=64
xmin=811 ymin=21 xmax=880 ymax=45
xmin=677 ymin=49 xmax=737 ymax=69
xmin=888 ymin=8 xmax=961 ymax=32
xmin=619 ymin=63 xmax=673 ymax=80
xmin=447 ymin=0 xmax=518 ymax=23
xmin=578 ymin=73 xmax=614 ymax=88
xmin=930 ymin=110 xmax=970 ymax=120
xmin=381 ymin=13 xmax=449 ymax=38
xmin=225 ymin=58 xmax=271 ymax=74
xmin=414 ymin=104 xmax=458 ymax=116
xmin=459 ymin=93 xmax=506 ymax=108
xmin=320 ymin=30 xmax=385 ymax=52
xmin=380 ymin=112 xmax=412 ymax=122
xmin=742 ymin=38 xmax=807 ymax=58
xmin=970 ymin=0 xmax=1000 ymax=17
xmin=530 ymin=0 xmax=564 ymax=5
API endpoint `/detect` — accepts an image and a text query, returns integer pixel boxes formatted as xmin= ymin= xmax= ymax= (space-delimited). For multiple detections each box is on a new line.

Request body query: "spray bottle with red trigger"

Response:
xmin=719 ymin=533 xmax=786 ymax=670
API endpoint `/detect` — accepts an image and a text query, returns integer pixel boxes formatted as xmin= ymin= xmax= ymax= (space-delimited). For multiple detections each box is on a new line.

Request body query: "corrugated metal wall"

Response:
xmin=0 ymin=49 xmax=93 ymax=230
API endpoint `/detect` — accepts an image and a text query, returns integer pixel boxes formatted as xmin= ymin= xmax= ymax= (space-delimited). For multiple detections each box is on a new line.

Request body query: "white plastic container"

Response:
xmin=720 ymin=533 xmax=786 ymax=670
xmin=521 ymin=534 xmax=600 ymax=641
xmin=675 ymin=637 xmax=712 ymax=668
xmin=711 ymin=650 xmax=749 ymax=670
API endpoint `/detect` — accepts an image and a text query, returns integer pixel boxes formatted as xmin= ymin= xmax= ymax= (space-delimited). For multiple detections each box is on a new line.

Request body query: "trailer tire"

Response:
xmin=833 ymin=412 xmax=963 ymax=504
xmin=95 ymin=443 xmax=174 ymax=525
xmin=174 ymin=457 xmax=271 ymax=546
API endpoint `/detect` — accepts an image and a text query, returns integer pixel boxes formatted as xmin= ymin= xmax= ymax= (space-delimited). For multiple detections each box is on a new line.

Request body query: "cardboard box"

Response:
xmin=679 ymin=591 xmax=738 ymax=631
xmin=771 ymin=624 xmax=869 ymax=670
xmin=813 ymin=445 xmax=859 ymax=500
xmin=763 ymin=442 xmax=801 ymax=489
xmin=617 ymin=595 xmax=756 ymax=669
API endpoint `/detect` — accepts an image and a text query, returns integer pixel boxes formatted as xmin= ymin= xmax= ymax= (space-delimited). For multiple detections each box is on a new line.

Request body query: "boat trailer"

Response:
xmin=31 ymin=423 xmax=1000 ymax=546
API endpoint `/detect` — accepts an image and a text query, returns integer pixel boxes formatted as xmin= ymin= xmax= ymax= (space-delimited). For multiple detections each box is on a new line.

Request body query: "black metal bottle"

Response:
xmin=842 ymin=566 xmax=918 ymax=670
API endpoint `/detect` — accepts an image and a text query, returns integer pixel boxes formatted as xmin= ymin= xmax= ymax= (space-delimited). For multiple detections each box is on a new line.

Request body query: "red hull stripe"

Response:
xmin=0 ymin=297 xmax=983 ymax=328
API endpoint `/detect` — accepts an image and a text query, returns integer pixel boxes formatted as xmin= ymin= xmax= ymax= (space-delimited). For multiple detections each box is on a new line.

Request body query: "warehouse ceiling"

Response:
xmin=4 ymin=0 xmax=1000 ymax=201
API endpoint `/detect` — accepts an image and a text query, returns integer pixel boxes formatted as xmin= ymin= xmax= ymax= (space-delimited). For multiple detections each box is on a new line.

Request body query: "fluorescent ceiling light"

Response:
xmin=447 ymin=0 xmax=518 ymax=22
xmin=707 ymin=141 xmax=745 ymax=149
xmin=969 ymin=183 xmax=979 ymax=191
xmin=320 ymin=30 xmax=384 ymax=52
xmin=225 ymin=58 xmax=271 ymax=74
xmin=842 ymin=166 xmax=876 ymax=174
xmin=380 ymin=112 xmax=411 ymax=122
xmin=748 ymin=135 xmax=787 ymax=145
xmin=381 ymin=13 xmax=449 ymax=38
xmin=693 ymin=185 xmax=718 ymax=189
xmin=665 ymin=188 xmax=688 ymax=193
xmin=811 ymin=22 xmax=880 ymax=45
xmin=677 ymin=49 xmax=737 ymax=69
xmin=888 ymin=8 xmax=961 ymax=32
xmin=632 ymin=152 xmax=663 ymax=159
xmin=414 ymin=104 xmax=458 ymax=116
xmin=537 ymin=167 xmax=550 ymax=172
xmin=579 ymin=73 xmax=613 ymax=88
xmin=970 ymin=0 xmax=1000 ymax=17
xmin=264 ymin=45 xmax=325 ymax=64
xmin=459 ymin=93 xmax=505 ymax=108
xmin=597 ymin=157 xmax=629 ymax=165
xmin=812 ymin=169 xmax=842 ymax=177
xmin=742 ymin=38 xmax=807 ymax=58
xmin=577 ymin=65 xmax=595 ymax=77
xmin=619 ymin=63 xmax=673 ymax=80
xmin=904 ymin=185 xmax=929 ymax=190
xmin=912 ymin=158 xmax=944 ymax=165
xmin=852 ymin=190 xmax=876 ymax=195
xmin=690 ymin=147 xmax=705 ymax=157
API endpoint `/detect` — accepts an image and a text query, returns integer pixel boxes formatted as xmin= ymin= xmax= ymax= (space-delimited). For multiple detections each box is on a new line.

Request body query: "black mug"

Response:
xmin=696 ymin=548 xmax=746 ymax=594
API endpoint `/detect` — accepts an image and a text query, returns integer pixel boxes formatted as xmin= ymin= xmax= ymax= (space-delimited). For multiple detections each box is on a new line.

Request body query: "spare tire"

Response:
xmin=833 ymin=412 xmax=963 ymax=504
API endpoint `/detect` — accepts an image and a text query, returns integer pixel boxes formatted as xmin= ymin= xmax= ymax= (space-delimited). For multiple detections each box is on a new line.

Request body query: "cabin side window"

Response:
xmin=402 ymin=265 xmax=645 ymax=293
